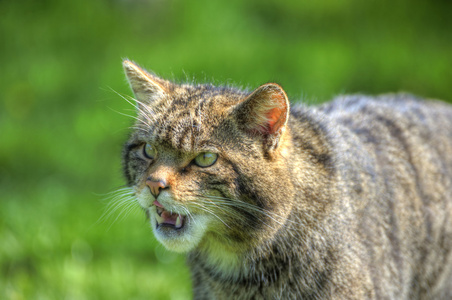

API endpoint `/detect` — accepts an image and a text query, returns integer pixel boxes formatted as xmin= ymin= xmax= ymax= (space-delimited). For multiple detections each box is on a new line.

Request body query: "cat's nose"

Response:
xmin=146 ymin=179 xmax=168 ymax=198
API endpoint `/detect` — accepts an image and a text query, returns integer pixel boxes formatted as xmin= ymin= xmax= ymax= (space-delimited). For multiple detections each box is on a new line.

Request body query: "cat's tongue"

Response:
xmin=153 ymin=200 xmax=164 ymax=208
xmin=154 ymin=200 xmax=184 ymax=228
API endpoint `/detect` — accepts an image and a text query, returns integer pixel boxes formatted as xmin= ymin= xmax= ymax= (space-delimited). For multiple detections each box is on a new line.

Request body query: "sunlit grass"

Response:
xmin=0 ymin=186 xmax=191 ymax=299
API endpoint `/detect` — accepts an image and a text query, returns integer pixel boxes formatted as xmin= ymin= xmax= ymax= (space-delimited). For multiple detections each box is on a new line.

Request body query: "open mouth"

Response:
xmin=154 ymin=200 xmax=186 ymax=230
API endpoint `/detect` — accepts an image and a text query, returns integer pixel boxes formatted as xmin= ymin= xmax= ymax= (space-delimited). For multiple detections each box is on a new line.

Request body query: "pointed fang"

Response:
xmin=175 ymin=215 xmax=182 ymax=228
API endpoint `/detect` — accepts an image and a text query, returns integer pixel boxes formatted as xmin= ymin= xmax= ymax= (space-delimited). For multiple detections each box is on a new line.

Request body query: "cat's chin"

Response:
xmin=150 ymin=209 xmax=209 ymax=253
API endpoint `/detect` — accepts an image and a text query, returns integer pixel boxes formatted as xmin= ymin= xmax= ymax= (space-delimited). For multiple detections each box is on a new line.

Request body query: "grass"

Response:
xmin=1 ymin=0 xmax=451 ymax=299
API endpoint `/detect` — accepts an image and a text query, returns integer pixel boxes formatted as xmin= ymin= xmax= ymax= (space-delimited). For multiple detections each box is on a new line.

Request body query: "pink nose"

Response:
xmin=146 ymin=179 xmax=167 ymax=198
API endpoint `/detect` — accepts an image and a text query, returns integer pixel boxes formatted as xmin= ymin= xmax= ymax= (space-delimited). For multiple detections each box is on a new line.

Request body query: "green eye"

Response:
xmin=143 ymin=143 xmax=157 ymax=159
xmin=194 ymin=152 xmax=218 ymax=167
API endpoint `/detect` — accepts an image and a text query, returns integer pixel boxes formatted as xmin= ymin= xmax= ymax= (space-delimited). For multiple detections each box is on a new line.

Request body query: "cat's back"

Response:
xmin=318 ymin=93 xmax=452 ymax=218
xmin=316 ymin=94 xmax=452 ymax=299
xmin=320 ymin=93 xmax=452 ymax=165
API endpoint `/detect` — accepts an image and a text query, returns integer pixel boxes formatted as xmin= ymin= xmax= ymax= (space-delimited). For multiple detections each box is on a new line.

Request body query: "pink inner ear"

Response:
xmin=263 ymin=93 xmax=287 ymax=134
xmin=266 ymin=107 xmax=283 ymax=134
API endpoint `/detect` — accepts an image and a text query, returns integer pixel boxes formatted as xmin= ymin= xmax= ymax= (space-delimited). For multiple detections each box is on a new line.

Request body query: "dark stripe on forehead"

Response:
xmin=196 ymin=93 xmax=209 ymax=115
xmin=173 ymin=114 xmax=194 ymax=150
xmin=153 ymin=110 xmax=170 ymax=137
xmin=177 ymin=124 xmax=193 ymax=151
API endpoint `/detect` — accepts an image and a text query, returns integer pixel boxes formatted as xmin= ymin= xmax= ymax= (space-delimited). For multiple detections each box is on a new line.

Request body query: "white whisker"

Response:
xmin=95 ymin=187 xmax=140 ymax=231
xmin=191 ymin=202 xmax=230 ymax=228
xmin=196 ymin=195 xmax=306 ymax=231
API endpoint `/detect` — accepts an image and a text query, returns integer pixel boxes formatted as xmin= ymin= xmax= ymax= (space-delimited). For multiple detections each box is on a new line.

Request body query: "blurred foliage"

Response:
xmin=0 ymin=0 xmax=451 ymax=299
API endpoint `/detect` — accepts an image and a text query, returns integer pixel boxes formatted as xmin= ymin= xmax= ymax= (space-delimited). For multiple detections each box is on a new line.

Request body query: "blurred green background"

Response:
xmin=1 ymin=0 xmax=451 ymax=299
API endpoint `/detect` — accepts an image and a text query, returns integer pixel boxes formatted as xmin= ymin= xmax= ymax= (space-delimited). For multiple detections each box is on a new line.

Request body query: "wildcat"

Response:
xmin=121 ymin=60 xmax=452 ymax=299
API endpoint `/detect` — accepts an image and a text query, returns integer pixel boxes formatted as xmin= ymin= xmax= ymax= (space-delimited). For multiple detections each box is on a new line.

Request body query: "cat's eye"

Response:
xmin=143 ymin=143 xmax=157 ymax=160
xmin=194 ymin=152 xmax=218 ymax=168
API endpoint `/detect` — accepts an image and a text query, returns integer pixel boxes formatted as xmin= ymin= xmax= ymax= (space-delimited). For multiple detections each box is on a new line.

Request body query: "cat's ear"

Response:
xmin=234 ymin=83 xmax=290 ymax=151
xmin=123 ymin=60 xmax=171 ymax=105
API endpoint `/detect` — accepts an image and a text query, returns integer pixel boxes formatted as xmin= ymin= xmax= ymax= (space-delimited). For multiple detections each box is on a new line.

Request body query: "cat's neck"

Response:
xmin=188 ymin=204 xmax=329 ymax=281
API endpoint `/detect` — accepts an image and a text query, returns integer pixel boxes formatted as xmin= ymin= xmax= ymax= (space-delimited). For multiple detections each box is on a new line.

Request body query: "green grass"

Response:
xmin=1 ymin=183 xmax=191 ymax=299
xmin=1 ymin=0 xmax=451 ymax=299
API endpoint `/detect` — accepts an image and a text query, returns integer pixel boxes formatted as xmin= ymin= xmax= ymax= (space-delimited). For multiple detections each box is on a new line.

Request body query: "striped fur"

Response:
xmin=121 ymin=60 xmax=452 ymax=299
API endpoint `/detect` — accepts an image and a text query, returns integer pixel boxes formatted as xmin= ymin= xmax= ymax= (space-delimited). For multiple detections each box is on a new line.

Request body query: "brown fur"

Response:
xmin=121 ymin=60 xmax=452 ymax=299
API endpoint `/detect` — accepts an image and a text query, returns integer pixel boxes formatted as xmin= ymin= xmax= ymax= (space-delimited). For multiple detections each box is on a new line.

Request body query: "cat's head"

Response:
xmin=122 ymin=60 xmax=295 ymax=255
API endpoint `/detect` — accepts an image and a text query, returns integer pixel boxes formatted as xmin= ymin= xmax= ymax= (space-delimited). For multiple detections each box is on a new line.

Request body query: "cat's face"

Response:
xmin=122 ymin=61 xmax=293 ymax=254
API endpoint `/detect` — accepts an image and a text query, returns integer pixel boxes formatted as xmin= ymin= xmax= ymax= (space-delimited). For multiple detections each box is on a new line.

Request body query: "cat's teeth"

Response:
xmin=175 ymin=215 xmax=182 ymax=228
xmin=155 ymin=211 xmax=164 ymax=225
xmin=156 ymin=206 xmax=164 ymax=216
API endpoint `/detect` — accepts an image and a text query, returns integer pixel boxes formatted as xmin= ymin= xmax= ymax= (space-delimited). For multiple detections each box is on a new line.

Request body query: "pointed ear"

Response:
xmin=123 ymin=60 xmax=170 ymax=104
xmin=234 ymin=83 xmax=290 ymax=151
